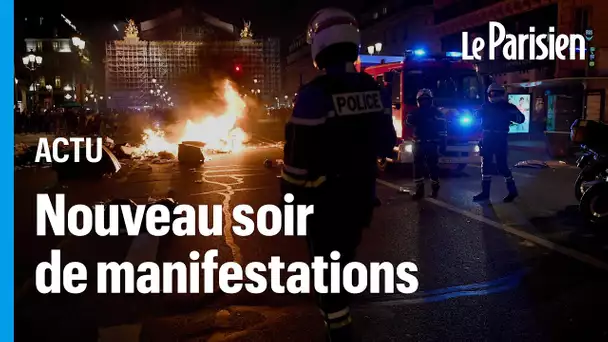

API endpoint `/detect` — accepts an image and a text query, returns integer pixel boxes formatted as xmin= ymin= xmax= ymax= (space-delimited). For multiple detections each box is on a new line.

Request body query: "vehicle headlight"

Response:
xmin=474 ymin=145 xmax=480 ymax=153
xmin=405 ymin=144 xmax=413 ymax=153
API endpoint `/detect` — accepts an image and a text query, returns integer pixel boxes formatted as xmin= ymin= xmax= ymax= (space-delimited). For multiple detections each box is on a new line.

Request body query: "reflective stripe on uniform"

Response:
xmin=414 ymin=178 xmax=424 ymax=183
xmin=283 ymin=164 xmax=308 ymax=176
xmin=326 ymin=307 xmax=350 ymax=320
xmin=504 ymin=176 xmax=514 ymax=182
xmin=322 ymin=307 xmax=352 ymax=330
xmin=289 ymin=116 xmax=327 ymax=126
xmin=281 ymin=170 xmax=326 ymax=188
xmin=328 ymin=315 xmax=352 ymax=330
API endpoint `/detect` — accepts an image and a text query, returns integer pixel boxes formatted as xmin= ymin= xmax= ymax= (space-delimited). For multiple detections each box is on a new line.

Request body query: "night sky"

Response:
xmin=17 ymin=0 xmax=367 ymax=41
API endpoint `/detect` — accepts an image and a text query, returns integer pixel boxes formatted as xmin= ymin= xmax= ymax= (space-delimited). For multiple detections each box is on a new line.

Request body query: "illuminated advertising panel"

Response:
xmin=507 ymin=94 xmax=530 ymax=134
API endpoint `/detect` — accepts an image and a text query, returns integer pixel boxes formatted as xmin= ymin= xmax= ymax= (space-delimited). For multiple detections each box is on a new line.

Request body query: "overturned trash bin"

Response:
xmin=53 ymin=145 xmax=121 ymax=181
xmin=178 ymin=142 xmax=205 ymax=165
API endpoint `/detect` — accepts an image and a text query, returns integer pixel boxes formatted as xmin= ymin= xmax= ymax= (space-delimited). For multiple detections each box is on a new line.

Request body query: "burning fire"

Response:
xmin=134 ymin=80 xmax=248 ymax=157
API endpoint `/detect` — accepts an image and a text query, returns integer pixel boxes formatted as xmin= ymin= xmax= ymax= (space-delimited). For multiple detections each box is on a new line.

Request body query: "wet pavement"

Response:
xmin=14 ymin=142 xmax=608 ymax=341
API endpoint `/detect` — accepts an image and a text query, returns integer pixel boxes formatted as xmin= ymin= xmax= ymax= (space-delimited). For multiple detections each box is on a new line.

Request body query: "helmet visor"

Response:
xmin=306 ymin=16 xmax=358 ymax=45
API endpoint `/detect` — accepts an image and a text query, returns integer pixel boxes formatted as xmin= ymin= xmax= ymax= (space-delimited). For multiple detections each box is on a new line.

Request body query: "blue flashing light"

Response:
xmin=413 ymin=49 xmax=426 ymax=56
xmin=446 ymin=51 xmax=462 ymax=57
xmin=460 ymin=115 xmax=473 ymax=125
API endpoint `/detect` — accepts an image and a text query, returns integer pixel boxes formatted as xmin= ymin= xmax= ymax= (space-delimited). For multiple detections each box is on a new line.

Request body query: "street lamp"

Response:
xmin=367 ymin=45 xmax=374 ymax=55
xmin=22 ymin=50 xmax=42 ymax=71
xmin=152 ymin=78 xmax=157 ymax=83
xmin=375 ymin=42 xmax=382 ymax=53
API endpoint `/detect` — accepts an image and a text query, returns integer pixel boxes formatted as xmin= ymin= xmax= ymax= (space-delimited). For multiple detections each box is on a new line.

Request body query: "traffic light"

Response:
xmin=235 ymin=65 xmax=241 ymax=72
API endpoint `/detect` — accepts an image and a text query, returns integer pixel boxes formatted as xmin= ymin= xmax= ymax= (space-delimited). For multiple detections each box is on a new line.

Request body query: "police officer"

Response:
xmin=406 ymin=89 xmax=447 ymax=200
xmin=281 ymin=8 xmax=396 ymax=341
xmin=473 ymin=83 xmax=525 ymax=202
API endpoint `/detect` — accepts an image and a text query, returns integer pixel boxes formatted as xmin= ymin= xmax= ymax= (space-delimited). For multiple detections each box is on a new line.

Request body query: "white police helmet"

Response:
xmin=487 ymin=83 xmax=506 ymax=103
xmin=416 ymin=88 xmax=433 ymax=100
xmin=306 ymin=8 xmax=360 ymax=69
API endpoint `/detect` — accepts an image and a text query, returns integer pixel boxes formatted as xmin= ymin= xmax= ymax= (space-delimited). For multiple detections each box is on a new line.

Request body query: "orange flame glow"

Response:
xmin=133 ymin=80 xmax=248 ymax=157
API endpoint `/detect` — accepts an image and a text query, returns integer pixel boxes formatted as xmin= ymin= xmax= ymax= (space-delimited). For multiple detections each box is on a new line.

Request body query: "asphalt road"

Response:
xmin=14 ymin=143 xmax=608 ymax=341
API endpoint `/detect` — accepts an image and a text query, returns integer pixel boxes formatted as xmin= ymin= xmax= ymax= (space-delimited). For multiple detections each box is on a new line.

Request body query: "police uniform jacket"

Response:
xmin=405 ymin=106 xmax=447 ymax=142
xmin=478 ymin=101 xmax=525 ymax=137
xmin=281 ymin=66 xmax=396 ymax=213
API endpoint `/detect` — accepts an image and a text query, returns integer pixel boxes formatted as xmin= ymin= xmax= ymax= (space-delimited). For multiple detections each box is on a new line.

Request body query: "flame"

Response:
xmin=133 ymin=80 xmax=248 ymax=157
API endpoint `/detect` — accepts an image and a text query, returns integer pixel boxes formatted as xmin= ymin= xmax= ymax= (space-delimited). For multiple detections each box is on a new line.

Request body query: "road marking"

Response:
xmin=203 ymin=168 xmax=263 ymax=173
xmin=190 ymin=186 xmax=271 ymax=197
xmin=203 ymin=173 xmax=267 ymax=178
xmin=201 ymin=170 xmax=244 ymax=265
xmin=376 ymin=179 xmax=608 ymax=272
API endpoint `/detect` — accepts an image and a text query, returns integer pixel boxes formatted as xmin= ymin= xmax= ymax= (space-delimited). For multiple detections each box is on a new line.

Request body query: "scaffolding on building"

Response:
xmin=105 ymin=19 xmax=281 ymax=108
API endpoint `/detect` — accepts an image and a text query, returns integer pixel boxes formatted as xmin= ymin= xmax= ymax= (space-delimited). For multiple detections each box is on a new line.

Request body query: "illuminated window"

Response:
xmin=373 ymin=12 xmax=378 ymax=19
xmin=54 ymin=76 xmax=61 ymax=88
xmin=382 ymin=7 xmax=387 ymax=14
xmin=39 ymin=77 xmax=45 ymax=87
xmin=36 ymin=41 xmax=43 ymax=52
xmin=52 ymin=41 xmax=60 ymax=51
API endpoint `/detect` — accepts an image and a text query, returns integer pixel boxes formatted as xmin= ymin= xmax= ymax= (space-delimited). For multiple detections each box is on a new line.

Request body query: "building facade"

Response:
xmin=434 ymin=0 xmax=608 ymax=124
xmin=284 ymin=33 xmax=318 ymax=97
xmin=105 ymin=8 xmax=281 ymax=109
xmin=284 ymin=1 xmax=437 ymax=97
xmin=16 ymin=13 xmax=94 ymax=111
xmin=434 ymin=0 xmax=608 ymax=80
xmin=359 ymin=1 xmax=438 ymax=55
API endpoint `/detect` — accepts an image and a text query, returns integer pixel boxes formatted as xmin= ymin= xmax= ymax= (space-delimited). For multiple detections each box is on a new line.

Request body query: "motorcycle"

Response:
xmin=570 ymin=119 xmax=608 ymax=201
xmin=579 ymin=175 xmax=608 ymax=226
xmin=574 ymin=148 xmax=608 ymax=201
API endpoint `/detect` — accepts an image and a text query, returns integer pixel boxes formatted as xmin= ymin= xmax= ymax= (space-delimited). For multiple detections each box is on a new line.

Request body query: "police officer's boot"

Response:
xmin=503 ymin=177 xmax=518 ymax=203
xmin=411 ymin=182 xmax=425 ymax=200
xmin=473 ymin=179 xmax=491 ymax=201
xmin=431 ymin=181 xmax=440 ymax=198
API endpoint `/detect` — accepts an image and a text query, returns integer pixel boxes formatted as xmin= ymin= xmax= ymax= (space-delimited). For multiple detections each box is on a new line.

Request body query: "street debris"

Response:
xmin=263 ymin=159 xmax=273 ymax=168
xmin=52 ymin=145 xmax=121 ymax=180
xmin=178 ymin=143 xmax=205 ymax=165
xmin=398 ymin=187 xmax=411 ymax=194
xmin=514 ymin=160 xmax=549 ymax=169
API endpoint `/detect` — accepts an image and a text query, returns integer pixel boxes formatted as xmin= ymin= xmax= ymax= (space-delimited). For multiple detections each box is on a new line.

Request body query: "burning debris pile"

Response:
xmin=130 ymin=80 xmax=249 ymax=160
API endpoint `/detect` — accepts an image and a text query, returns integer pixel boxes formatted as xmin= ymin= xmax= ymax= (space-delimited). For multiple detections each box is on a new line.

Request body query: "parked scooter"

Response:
xmin=574 ymin=147 xmax=608 ymax=201
xmin=571 ymin=119 xmax=608 ymax=226
xmin=579 ymin=174 xmax=608 ymax=226
xmin=571 ymin=119 xmax=608 ymax=198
